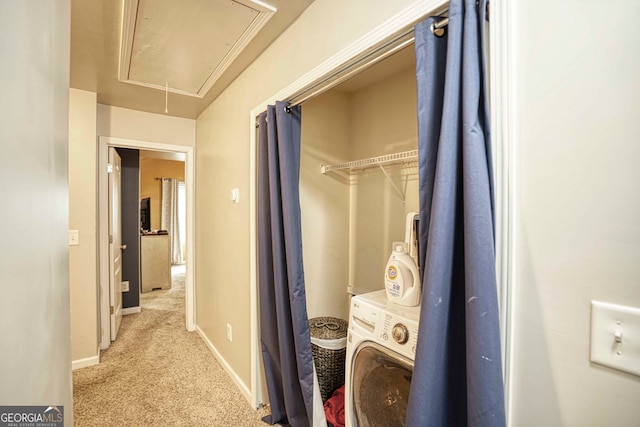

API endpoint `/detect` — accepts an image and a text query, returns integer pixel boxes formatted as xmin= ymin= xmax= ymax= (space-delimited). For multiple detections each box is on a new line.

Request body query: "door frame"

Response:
xmin=247 ymin=0 xmax=514 ymax=416
xmin=98 ymin=136 xmax=196 ymax=351
xmin=108 ymin=147 xmax=124 ymax=341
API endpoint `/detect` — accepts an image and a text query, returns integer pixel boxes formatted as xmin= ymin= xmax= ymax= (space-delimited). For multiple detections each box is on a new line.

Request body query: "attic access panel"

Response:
xmin=119 ymin=0 xmax=276 ymax=98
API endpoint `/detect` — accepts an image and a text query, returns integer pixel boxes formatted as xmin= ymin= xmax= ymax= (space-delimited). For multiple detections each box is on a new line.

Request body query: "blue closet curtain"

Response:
xmin=257 ymin=102 xmax=315 ymax=427
xmin=406 ymin=0 xmax=506 ymax=426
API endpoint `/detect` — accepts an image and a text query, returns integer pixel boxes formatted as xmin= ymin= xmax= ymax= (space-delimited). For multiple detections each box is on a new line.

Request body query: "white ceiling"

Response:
xmin=70 ymin=0 xmax=314 ymax=119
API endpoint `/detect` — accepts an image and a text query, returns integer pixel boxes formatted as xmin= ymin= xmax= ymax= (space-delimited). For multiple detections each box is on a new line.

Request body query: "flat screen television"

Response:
xmin=140 ymin=198 xmax=150 ymax=232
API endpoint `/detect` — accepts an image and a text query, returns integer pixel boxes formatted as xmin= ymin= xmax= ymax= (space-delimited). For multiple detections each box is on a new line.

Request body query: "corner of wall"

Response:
xmin=69 ymin=88 xmax=99 ymax=361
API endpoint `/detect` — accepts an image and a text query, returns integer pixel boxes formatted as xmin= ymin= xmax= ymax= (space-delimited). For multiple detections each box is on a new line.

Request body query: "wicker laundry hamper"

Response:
xmin=309 ymin=317 xmax=349 ymax=402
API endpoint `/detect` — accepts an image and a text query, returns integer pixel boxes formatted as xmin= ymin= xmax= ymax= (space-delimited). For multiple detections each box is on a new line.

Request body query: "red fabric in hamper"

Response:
xmin=324 ymin=385 xmax=345 ymax=427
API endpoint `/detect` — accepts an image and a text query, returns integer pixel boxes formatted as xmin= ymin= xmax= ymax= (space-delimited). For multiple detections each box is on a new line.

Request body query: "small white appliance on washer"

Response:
xmin=345 ymin=290 xmax=421 ymax=427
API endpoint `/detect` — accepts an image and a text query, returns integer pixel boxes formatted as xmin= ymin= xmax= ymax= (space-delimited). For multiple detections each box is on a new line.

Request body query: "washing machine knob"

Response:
xmin=392 ymin=323 xmax=409 ymax=344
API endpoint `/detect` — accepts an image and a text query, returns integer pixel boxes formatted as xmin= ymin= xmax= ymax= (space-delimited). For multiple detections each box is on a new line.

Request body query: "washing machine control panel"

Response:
xmin=349 ymin=300 xmax=380 ymax=334
xmin=349 ymin=290 xmax=421 ymax=361
xmin=379 ymin=311 xmax=419 ymax=359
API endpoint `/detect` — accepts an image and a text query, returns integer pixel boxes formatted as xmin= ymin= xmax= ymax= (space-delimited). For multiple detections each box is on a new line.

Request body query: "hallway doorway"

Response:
xmin=98 ymin=136 xmax=196 ymax=351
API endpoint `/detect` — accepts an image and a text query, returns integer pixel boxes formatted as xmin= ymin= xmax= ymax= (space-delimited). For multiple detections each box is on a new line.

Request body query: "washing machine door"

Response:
xmin=351 ymin=341 xmax=414 ymax=427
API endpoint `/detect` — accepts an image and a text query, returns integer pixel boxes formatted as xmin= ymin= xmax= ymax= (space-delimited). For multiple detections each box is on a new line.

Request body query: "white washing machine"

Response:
xmin=345 ymin=290 xmax=421 ymax=427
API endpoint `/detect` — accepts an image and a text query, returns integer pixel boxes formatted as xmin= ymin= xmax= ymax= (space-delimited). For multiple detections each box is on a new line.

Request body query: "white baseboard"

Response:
xmin=72 ymin=354 xmax=99 ymax=371
xmin=122 ymin=306 xmax=141 ymax=315
xmin=195 ymin=325 xmax=252 ymax=404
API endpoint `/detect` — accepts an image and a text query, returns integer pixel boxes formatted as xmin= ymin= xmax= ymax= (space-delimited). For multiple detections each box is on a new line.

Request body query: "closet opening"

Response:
xmin=250 ymin=39 xmax=422 ymax=408
xmin=248 ymin=0 xmax=511 ymax=412
xmin=298 ymin=44 xmax=418 ymax=320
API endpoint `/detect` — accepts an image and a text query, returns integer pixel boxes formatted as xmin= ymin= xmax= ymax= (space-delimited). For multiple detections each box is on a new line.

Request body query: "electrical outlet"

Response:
xmin=122 ymin=281 xmax=129 ymax=292
xmin=226 ymin=323 xmax=233 ymax=342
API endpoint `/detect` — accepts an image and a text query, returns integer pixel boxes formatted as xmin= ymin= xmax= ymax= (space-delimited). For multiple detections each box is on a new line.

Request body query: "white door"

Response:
xmin=108 ymin=147 xmax=123 ymax=341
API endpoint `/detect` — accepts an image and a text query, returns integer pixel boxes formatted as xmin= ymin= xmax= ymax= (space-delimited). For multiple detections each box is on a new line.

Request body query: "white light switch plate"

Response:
xmin=69 ymin=230 xmax=79 ymax=246
xmin=231 ymin=188 xmax=240 ymax=204
xmin=590 ymin=301 xmax=640 ymax=376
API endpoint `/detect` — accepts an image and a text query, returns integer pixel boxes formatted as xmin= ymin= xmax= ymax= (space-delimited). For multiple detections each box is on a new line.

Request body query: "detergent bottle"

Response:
xmin=384 ymin=241 xmax=421 ymax=306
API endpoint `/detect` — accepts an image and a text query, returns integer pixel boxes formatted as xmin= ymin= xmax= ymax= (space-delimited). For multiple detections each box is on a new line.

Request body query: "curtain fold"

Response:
xmin=406 ymin=0 xmax=506 ymax=426
xmin=258 ymin=101 xmax=322 ymax=427
xmin=161 ymin=178 xmax=184 ymax=264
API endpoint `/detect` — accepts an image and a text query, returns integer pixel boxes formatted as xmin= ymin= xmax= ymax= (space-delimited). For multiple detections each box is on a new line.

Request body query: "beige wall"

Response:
xmin=61 ymin=104 xmax=195 ymax=355
xmin=300 ymin=66 xmax=418 ymax=319
xmin=348 ymin=67 xmax=418 ymax=295
xmin=300 ymin=90 xmax=351 ymax=320
xmin=140 ymin=158 xmax=185 ymax=231
xmin=196 ymin=0 xmax=419 ymax=389
xmin=348 ymin=67 xmax=418 ymax=160
xmin=69 ymin=88 xmax=99 ymax=362
xmin=509 ymin=0 xmax=640 ymax=425
xmin=0 ymin=1 xmax=73 ymax=422
xmin=97 ymin=104 xmax=195 ymax=146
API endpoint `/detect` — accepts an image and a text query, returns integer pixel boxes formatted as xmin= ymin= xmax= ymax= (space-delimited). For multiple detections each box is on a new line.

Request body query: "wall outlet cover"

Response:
xmin=226 ymin=323 xmax=233 ymax=342
xmin=122 ymin=281 xmax=130 ymax=292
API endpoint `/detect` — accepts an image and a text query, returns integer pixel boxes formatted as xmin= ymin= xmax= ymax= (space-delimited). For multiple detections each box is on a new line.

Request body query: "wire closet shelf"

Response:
xmin=320 ymin=150 xmax=418 ymax=174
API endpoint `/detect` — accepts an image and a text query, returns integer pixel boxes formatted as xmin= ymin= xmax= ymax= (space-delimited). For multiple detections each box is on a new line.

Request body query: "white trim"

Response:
xmin=310 ymin=336 xmax=347 ymax=350
xmin=122 ymin=306 xmax=141 ymax=315
xmin=248 ymin=0 xmax=449 ymax=409
xmin=115 ymin=79 xmax=203 ymax=99
xmin=72 ymin=354 xmax=100 ymax=371
xmin=99 ymin=139 xmax=109 ymax=350
xmin=240 ymin=0 xmax=276 ymax=13
xmin=118 ymin=0 xmax=137 ymax=89
xmin=251 ymin=0 xmax=448 ymax=115
xmin=249 ymin=113 xmax=260 ymax=407
xmin=185 ymin=147 xmax=197 ymax=333
xmin=195 ymin=325 xmax=252 ymax=405
xmin=99 ymin=136 xmax=196 ymax=352
xmin=489 ymin=0 xmax=517 ymax=424
xmin=197 ymin=2 xmax=276 ymax=98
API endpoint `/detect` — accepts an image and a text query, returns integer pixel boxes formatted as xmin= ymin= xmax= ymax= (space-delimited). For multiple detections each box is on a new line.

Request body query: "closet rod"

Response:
xmin=431 ymin=17 xmax=449 ymax=35
xmin=431 ymin=1 xmax=489 ymax=35
xmin=287 ymin=1 xmax=490 ymax=106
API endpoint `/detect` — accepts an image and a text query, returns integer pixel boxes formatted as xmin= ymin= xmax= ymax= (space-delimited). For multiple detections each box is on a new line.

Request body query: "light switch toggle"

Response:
xmin=614 ymin=331 xmax=623 ymax=344
xmin=614 ymin=330 xmax=624 ymax=356
xmin=231 ymin=188 xmax=240 ymax=204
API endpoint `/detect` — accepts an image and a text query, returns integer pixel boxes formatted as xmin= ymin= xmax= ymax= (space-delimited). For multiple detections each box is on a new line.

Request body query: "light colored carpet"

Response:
xmin=73 ymin=265 xmax=270 ymax=426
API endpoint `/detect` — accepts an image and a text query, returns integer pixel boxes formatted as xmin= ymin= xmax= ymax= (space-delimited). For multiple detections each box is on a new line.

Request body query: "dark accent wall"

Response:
xmin=116 ymin=148 xmax=140 ymax=308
